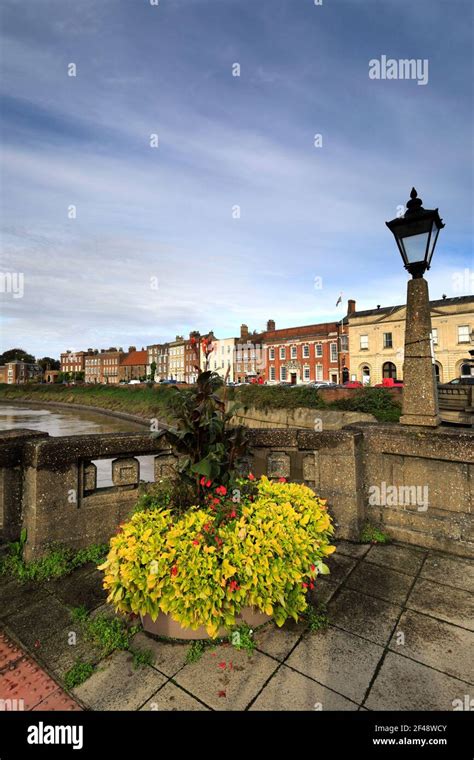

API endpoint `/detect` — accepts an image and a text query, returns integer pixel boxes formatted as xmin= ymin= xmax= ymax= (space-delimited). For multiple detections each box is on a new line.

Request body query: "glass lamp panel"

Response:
xmin=427 ymin=222 xmax=440 ymax=266
xmin=400 ymin=230 xmax=430 ymax=264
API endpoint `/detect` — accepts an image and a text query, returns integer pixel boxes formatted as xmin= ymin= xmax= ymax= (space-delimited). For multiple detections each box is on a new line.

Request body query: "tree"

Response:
xmin=149 ymin=361 xmax=157 ymax=381
xmin=37 ymin=357 xmax=60 ymax=371
xmin=0 ymin=348 xmax=35 ymax=365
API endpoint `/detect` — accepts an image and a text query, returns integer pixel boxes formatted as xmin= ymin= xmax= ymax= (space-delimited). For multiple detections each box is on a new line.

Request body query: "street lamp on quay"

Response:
xmin=386 ymin=188 xmax=445 ymax=427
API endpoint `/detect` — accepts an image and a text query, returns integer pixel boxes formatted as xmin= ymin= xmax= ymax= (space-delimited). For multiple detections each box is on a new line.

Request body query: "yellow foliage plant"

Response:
xmin=99 ymin=476 xmax=335 ymax=638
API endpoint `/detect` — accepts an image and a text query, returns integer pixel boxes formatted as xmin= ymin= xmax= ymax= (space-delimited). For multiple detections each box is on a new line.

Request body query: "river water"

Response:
xmin=0 ymin=404 xmax=154 ymax=486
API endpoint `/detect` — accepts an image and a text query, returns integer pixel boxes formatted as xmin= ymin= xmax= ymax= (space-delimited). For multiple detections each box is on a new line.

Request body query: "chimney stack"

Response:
xmin=128 ymin=346 xmax=136 ymax=353
xmin=266 ymin=319 xmax=275 ymax=331
xmin=347 ymin=300 xmax=356 ymax=316
xmin=240 ymin=324 xmax=249 ymax=339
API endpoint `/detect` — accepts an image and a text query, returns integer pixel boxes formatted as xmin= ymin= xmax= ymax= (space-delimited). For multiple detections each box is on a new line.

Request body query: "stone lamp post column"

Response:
xmin=386 ymin=188 xmax=445 ymax=427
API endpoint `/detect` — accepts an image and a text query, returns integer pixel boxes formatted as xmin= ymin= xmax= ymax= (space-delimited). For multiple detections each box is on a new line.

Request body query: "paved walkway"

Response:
xmin=0 ymin=541 xmax=472 ymax=711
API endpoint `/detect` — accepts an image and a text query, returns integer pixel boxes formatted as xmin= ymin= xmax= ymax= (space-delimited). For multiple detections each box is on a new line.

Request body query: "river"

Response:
xmin=0 ymin=404 xmax=155 ymax=486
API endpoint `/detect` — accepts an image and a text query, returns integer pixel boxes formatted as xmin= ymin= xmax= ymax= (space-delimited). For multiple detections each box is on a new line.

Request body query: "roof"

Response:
xmin=120 ymin=350 xmax=148 ymax=367
xmin=350 ymin=294 xmax=474 ymax=319
xmin=263 ymin=322 xmax=339 ymax=343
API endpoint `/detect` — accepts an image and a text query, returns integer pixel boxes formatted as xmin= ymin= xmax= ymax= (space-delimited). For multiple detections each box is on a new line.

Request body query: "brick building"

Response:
xmin=184 ymin=331 xmax=200 ymax=383
xmin=147 ymin=343 xmax=169 ymax=381
xmin=263 ymin=320 xmax=341 ymax=385
xmin=0 ymin=360 xmax=42 ymax=385
xmin=235 ymin=324 xmax=265 ymax=383
xmin=168 ymin=336 xmax=186 ymax=382
xmin=119 ymin=348 xmax=148 ymax=382
xmin=84 ymin=348 xmax=125 ymax=384
xmin=60 ymin=350 xmax=93 ymax=378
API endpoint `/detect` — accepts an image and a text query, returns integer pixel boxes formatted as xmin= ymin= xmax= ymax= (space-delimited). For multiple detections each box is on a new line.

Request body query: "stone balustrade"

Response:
xmin=0 ymin=424 xmax=472 ymax=560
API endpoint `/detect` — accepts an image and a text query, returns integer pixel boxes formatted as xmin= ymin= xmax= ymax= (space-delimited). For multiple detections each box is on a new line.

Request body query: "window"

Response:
xmin=340 ymin=335 xmax=348 ymax=352
xmin=303 ymin=344 xmax=310 ymax=358
xmin=303 ymin=366 xmax=310 ymax=381
xmin=383 ymin=332 xmax=393 ymax=349
xmin=383 ymin=362 xmax=397 ymax=379
xmin=330 ymin=343 xmax=337 ymax=363
xmin=269 ymin=347 xmax=275 ymax=360
xmin=458 ymin=325 xmax=470 ymax=343
xmin=315 ymin=343 xmax=323 ymax=357
xmin=291 ymin=345 xmax=297 ymax=359
xmin=360 ymin=335 xmax=369 ymax=350
xmin=280 ymin=366 xmax=287 ymax=381
xmin=431 ymin=328 xmax=438 ymax=345
xmin=280 ymin=347 xmax=286 ymax=360
xmin=316 ymin=364 xmax=323 ymax=381
xmin=269 ymin=366 xmax=275 ymax=381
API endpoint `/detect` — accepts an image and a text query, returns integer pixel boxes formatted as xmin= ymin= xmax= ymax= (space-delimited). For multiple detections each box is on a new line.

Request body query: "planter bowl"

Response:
xmin=141 ymin=607 xmax=271 ymax=640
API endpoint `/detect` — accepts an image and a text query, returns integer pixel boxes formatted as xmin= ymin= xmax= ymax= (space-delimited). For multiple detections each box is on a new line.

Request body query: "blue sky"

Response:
xmin=1 ymin=0 xmax=473 ymax=358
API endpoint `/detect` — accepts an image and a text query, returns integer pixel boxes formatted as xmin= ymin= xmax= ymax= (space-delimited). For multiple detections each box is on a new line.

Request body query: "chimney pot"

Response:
xmin=266 ymin=319 xmax=276 ymax=332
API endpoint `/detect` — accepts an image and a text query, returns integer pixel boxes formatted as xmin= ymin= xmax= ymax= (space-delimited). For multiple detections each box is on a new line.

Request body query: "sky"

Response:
xmin=1 ymin=0 xmax=473 ymax=358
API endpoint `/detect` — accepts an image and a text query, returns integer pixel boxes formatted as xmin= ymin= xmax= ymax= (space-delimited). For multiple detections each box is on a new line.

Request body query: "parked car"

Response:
xmin=443 ymin=376 xmax=474 ymax=386
xmin=343 ymin=381 xmax=363 ymax=388
xmin=128 ymin=379 xmax=141 ymax=385
xmin=159 ymin=379 xmax=178 ymax=385
xmin=374 ymin=378 xmax=404 ymax=388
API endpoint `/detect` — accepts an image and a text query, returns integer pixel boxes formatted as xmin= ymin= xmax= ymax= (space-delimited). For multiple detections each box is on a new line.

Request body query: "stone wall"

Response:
xmin=0 ymin=423 xmax=472 ymax=560
xmin=230 ymin=405 xmax=375 ymax=430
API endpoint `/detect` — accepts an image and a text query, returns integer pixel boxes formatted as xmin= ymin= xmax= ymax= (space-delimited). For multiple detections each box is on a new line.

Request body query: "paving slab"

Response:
xmin=407 ymin=578 xmax=474 ymax=631
xmin=32 ymin=688 xmax=82 ymax=711
xmin=46 ymin=569 xmax=106 ymax=611
xmin=345 ymin=561 xmax=413 ymax=605
xmin=365 ymin=544 xmax=426 ymax=575
xmin=0 ymin=630 xmax=25 ymax=671
xmin=285 ymin=626 xmax=383 ymax=703
xmin=309 ymin=578 xmax=339 ymax=606
xmin=420 ymin=554 xmax=474 ymax=594
xmin=336 ymin=541 xmax=370 ymax=559
xmin=328 ymin=588 xmax=402 ymax=646
xmin=389 ymin=610 xmax=474 ymax=684
xmin=72 ymin=650 xmax=166 ymax=710
xmin=0 ymin=579 xmax=49 ymax=619
xmin=140 ymin=682 xmax=209 ymax=711
xmin=365 ymin=651 xmax=470 ymax=711
xmin=35 ymin=624 xmax=102 ymax=680
xmin=5 ymin=596 xmax=72 ymax=649
xmin=250 ymin=664 xmax=358 ymax=711
xmin=131 ymin=632 xmax=188 ymax=677
xmin=324 ymin=553 xmax=357 ymax=585
xmin=0 ymin=656 xmax=59 ymax=710
xmin=174 ymin=645 xmax=279 ymax=710
xmin=254 ymin=621 xmax=305 ymax=662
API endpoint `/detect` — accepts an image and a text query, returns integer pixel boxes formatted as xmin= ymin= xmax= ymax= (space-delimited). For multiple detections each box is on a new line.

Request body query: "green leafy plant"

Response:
xmin=330 ymin=387 xmax=401 ymax=422
xmin=0 ymin=541 xmax=109 ymax=582
xmin=305 ymin=603 xmax=329 ymax=632
xmin=164 ymin=370 xmax=249 ymax=506
xmin=130 ymin=647 xmax=154 ymax=669
xmin=185 ymin=640 xmax=206 ymax=664
xmin=360 ymin=523 xmax=391 ymax=545
xmin=70 ymin=608 xmax=145 ymax=661
xmin=64 ymin=659 xmax=95 ymax=690
xmin=99 ymin=476 xmax=336 ymax=638
xmin=229 ymin=623 xmax=256 ymax=655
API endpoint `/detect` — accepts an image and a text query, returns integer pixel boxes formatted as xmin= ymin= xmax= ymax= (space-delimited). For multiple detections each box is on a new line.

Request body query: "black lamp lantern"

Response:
xmin=386 ymin=188 xmax=445 ymax=278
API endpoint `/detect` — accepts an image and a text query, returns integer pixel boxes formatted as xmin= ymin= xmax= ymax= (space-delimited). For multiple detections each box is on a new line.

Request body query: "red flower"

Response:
xmin=192 ymin=540 xmax=199 ymax=546
xmin=206 ymin=479 xmax=212 ymax=488
xmin=171 ymin=565 xmax=178 ymax=577
xmin=229 ymin=510 xmax=237 ymax=519
xmin=248 ymin=472 xmax=255 ymax=481
xmin=311 ymin=564 xmax=316 ymax=572
xmin=218 ymin=662 xmax=226 ymax=670
xmin=309 ymin=582 xmax=315 ymax=590
xmin=200 ymin=476 xmax=207 ymax=486
xmin=212 ymin=497 xmax=220 ymax=505
xmin=278 ymin=477 xmax=287 ymax=483
xmin=215 ymin=486 xmax=227 ymax=496
xmin=228 ymin=580 xmax=240 ymax=592
xmin=302 ymin=582 xmax=308 ymax=589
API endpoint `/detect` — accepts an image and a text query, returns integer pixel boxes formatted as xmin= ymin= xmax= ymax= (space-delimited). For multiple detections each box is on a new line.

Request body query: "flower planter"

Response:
xmin=141 ymin=607 xmax=271 ymax=641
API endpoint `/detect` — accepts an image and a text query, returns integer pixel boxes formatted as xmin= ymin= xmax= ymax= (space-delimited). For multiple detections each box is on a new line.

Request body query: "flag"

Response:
xmin=336 ymin=294 xmax=342 ymax=307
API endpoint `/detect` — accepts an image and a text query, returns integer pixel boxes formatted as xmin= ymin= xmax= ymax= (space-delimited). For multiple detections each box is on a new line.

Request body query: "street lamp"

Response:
xmin=386 ymin=188 xmax=445 ymax=427
xmin=386 ymin=188 xmax=444 ymax=278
